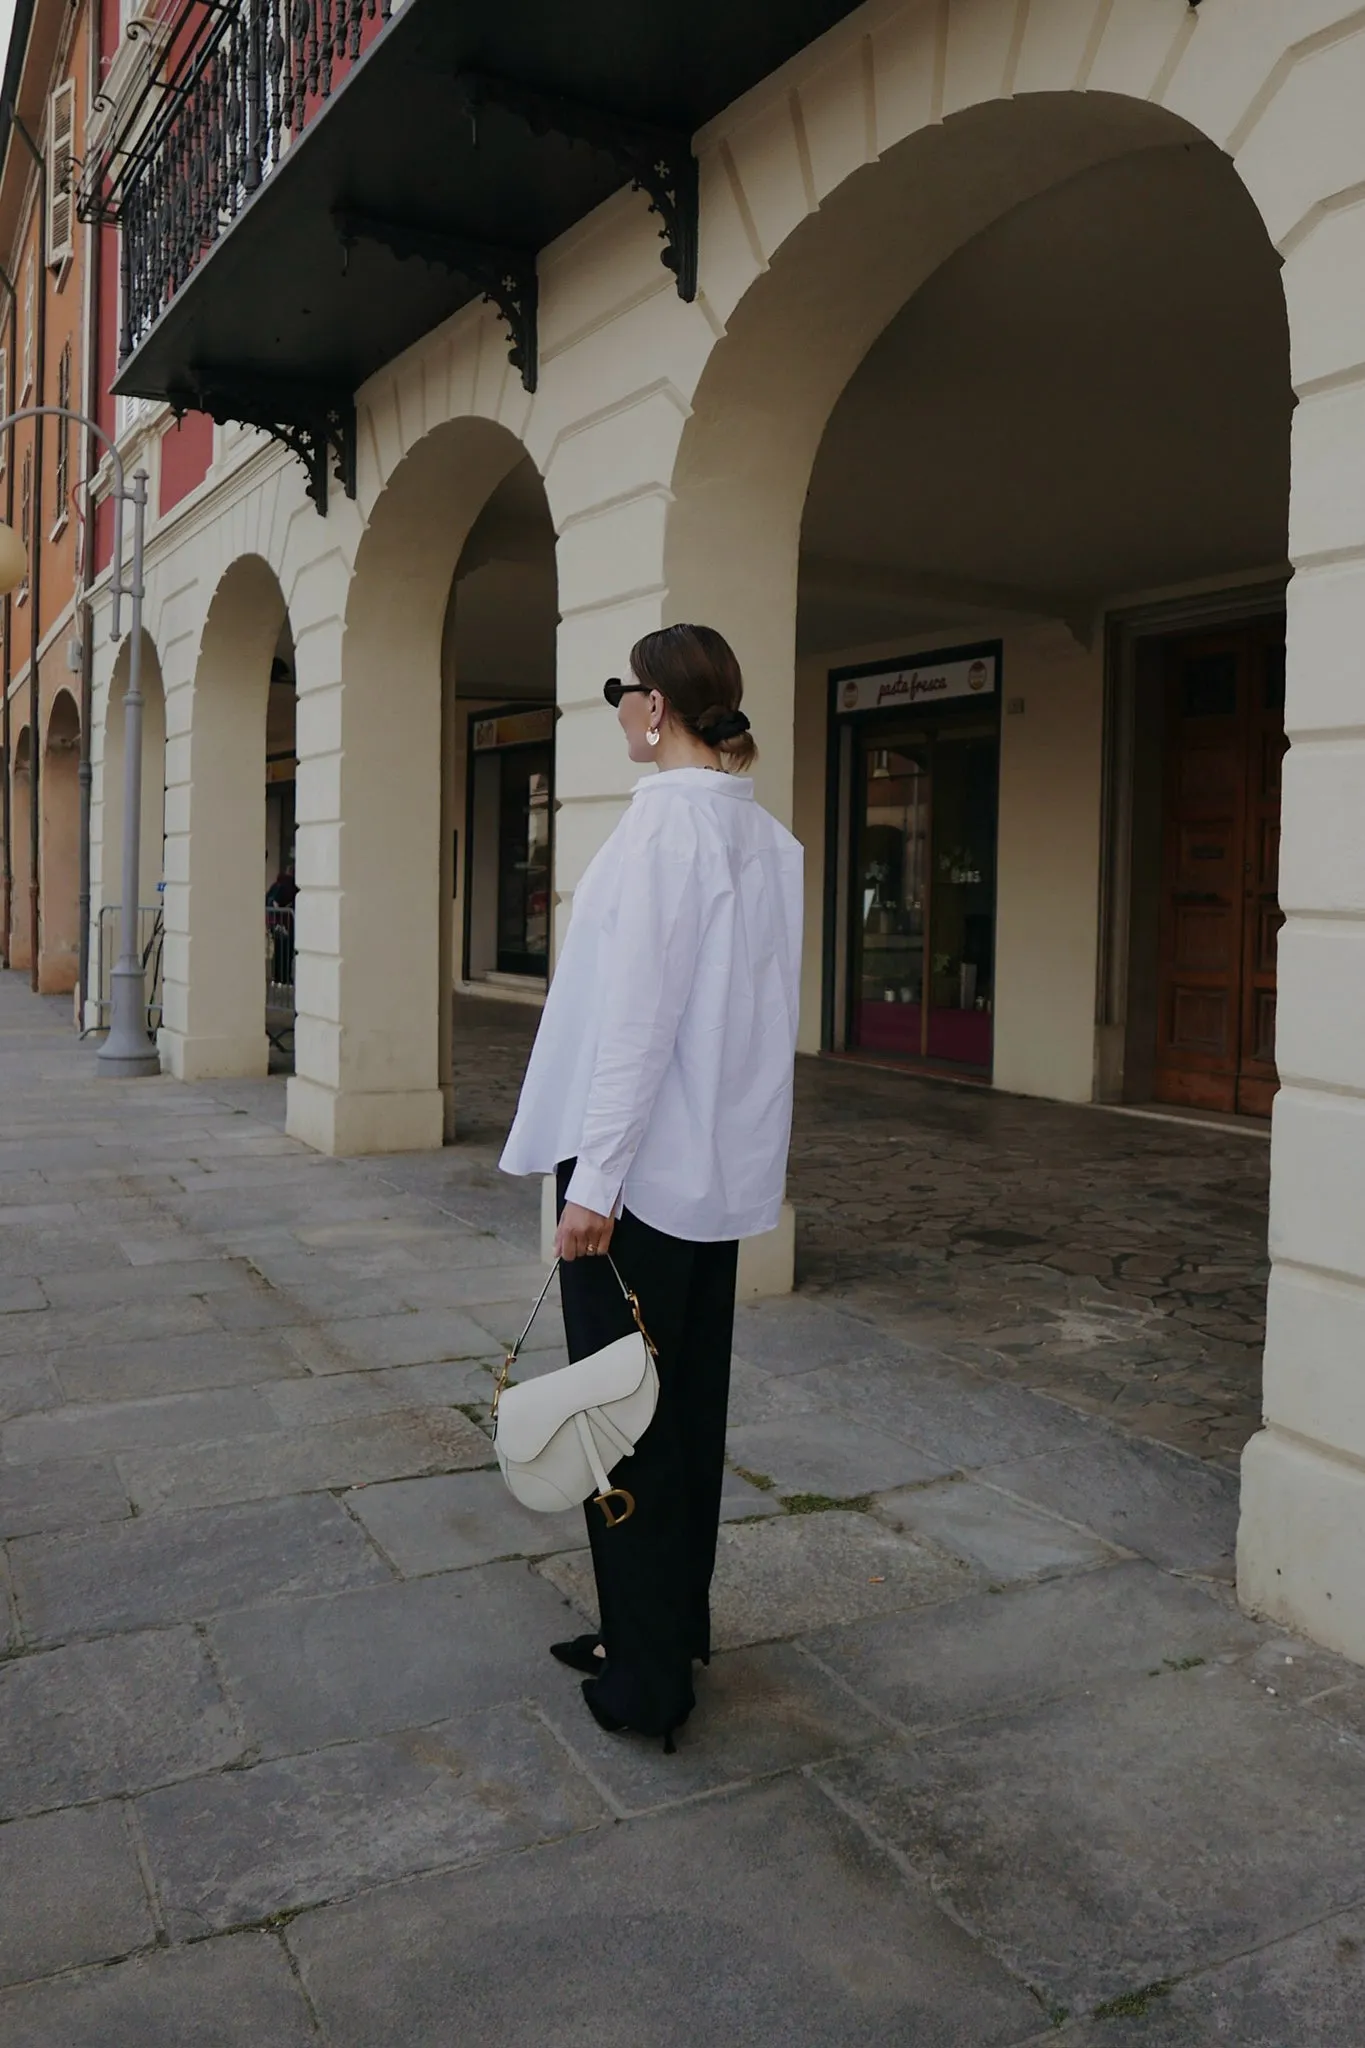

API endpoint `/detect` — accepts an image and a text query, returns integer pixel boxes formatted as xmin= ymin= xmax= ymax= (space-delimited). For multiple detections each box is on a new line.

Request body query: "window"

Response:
xmin=21 ymin=263 xmax=33 ymax=398
xmin=115 ymin=391 xmax=150 ymax=439
xmin=18 ymin=448 xmax=31 ymax=602
xmin=47 ymin=82 xmax=76 ymax=268
xmin=53 ymin=342 xmax=72 ymax=528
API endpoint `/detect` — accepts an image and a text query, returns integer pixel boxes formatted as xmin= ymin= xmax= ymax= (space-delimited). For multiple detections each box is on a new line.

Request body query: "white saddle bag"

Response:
xmin=491 ymin=1259 xmax=658 ymax=1527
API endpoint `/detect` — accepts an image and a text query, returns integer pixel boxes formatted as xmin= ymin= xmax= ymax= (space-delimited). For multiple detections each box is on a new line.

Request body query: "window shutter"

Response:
xmin=47 ymin=81 xmax=76 ymax=267
xmin=22 ymin=265 xmax=33 ymax=395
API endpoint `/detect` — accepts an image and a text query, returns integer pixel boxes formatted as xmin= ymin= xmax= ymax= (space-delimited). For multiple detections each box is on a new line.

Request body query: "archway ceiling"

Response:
xmin=798 ymin=142 xmax=1291 ymax=655
xmin=454 ymin=558 xmax=557 ymax=701
xmin=452 ymin=455 xmax=558 ymax=702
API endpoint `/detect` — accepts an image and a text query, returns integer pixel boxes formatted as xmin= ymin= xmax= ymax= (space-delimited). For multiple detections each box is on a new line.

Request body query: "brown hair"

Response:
xmin=628 ymin=623 xmax=758 ymax=772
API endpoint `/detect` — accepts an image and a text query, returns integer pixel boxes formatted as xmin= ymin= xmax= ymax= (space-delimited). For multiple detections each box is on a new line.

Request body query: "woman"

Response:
xmin=500 ymin=623 xmax=803 ymax=1748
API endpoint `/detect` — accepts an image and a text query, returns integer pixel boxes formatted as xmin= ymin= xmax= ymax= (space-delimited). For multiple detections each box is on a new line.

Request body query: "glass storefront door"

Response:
xmin=852 ymin=742 xmax=930 ymax=1058
xmin=464 ymin=705 xmax=556 ymax=988
xmin=495 ymin=744 xmax=552 ymax=977
xmin=850 ymin=722 xmax=997 ymax=1072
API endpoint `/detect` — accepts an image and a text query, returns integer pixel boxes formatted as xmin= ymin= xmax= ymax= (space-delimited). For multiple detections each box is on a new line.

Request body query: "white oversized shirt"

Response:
xmin=500 ymin=768 xmax=804 ymax=1242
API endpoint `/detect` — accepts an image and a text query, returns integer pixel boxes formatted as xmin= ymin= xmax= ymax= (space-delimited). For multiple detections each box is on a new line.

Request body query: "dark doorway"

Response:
xmin=1153 ymin=618 xmax=1285 ymax=1116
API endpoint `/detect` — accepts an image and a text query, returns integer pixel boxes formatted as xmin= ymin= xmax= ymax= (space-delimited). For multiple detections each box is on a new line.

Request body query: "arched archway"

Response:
xmin=162 ymin=555 xmax=287 ymax=1080
xmin=39 ymin=691 xmax=82 ymax=994
xmin=9 ymin=726 xmax=31 ymax=974
xmin=287 ymin=414 xmax=556 ymax=1156
xmin=646 ymin=78 xmax=1291 ymax=1296
xmin=797 ymin=128 xmax=1289 ymax=1102
xmin=623 ymin=0 xmax=1365 ymax=1657
xmin=665 ymin=91 xmax=1270 ymax=816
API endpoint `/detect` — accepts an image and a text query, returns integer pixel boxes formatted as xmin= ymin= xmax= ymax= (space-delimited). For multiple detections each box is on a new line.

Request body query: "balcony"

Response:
xmin=85 ymin=0 xmax=867 ymax=510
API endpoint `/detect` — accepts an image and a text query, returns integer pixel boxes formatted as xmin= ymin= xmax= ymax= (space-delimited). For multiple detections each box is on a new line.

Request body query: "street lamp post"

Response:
xmin=0 ymin=407 xmax=158 ymax=1077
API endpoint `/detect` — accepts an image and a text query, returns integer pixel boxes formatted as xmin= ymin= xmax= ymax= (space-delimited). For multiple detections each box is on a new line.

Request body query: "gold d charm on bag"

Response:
xmin=490 ymin=1349 xmax=514 ymax=1420
xmin=595 ymin=1486 xmax=636 ymax=1527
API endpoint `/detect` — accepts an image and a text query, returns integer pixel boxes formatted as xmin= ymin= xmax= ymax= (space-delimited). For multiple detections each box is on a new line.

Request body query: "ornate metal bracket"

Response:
xmin=335 ymin=210 xmax=538 ymax=392
xmin=451 ymin=71 xmax=698 ymax=303
xmin=167 ymin=377 xmax=356 ymax=514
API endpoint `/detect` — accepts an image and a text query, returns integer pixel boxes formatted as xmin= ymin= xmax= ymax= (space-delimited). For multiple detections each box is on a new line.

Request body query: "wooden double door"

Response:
xmin=1154 ymin=619 xmax=1286 ymax=1118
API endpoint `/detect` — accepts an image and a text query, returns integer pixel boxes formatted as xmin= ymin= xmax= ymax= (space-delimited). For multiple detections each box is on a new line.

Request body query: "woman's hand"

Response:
xmin=556 ymin=1202 xmax=615 ymax=1262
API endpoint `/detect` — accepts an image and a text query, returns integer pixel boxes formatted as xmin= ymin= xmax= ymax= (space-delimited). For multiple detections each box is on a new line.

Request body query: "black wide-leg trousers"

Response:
xmin=555 ymin=1162 xmax=739 ymax=1734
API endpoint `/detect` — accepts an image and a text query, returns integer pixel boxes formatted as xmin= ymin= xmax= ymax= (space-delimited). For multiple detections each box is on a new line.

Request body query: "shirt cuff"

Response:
xmin=565 ymin=1160 xmax=624 ymax=1220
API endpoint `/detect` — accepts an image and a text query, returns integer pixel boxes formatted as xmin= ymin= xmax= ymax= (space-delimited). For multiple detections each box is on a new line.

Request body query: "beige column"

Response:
xmin=286 ymin=409 xmax=523 ymax=1155
xmin=1238 ymin=411 xmax=1365 ymax=1659
xmin=160 ymin=556 xmax=281 ymax=1081
xmin=1230 ymin=22 xmax=1365 ymax=1660
xmin=94 ymin=633 xmax=166 ymax=1029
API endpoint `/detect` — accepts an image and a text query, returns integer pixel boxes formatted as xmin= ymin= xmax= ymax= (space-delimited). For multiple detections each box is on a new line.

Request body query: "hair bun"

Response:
xmin=705 ymin=709 xmax=752 ymax=745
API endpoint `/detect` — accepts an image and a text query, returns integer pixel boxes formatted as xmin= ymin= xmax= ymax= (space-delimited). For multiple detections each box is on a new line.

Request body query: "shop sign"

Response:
xmin=473 ymin=708 xmax=556 ymax=751
xmin=836 ymin=652 xmax=997 ymax=715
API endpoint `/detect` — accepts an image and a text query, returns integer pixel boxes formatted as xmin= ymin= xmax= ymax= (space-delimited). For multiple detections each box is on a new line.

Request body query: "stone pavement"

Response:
xmin=452 ymin=997 xmax=1270 ymax=1468
xmin=4 ymin=979 xmax=1363 ymax=2044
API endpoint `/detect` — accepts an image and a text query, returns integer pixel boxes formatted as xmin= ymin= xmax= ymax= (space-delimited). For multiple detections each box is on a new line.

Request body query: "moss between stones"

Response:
xmin=1093 ymin=1982 xmax=1172 ymax=2021
xmin=780 ymin=1492 xmax=873 ymax=1516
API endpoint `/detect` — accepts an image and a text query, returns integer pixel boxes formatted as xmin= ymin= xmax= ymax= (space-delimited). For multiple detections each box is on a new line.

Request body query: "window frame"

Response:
xmin=46 ymin=80 xmax=77 ymax=269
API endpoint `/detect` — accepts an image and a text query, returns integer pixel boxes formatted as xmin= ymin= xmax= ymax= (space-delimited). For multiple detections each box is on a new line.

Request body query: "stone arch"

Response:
xmin=648 ymin=0 xmax=1365 ymax=1657
xmin=39 ymin=691 xmax=82 ymax=994
xmin=162 ymin=553 xmax=288 ymax=1080
xmin=9 ymin=726 xmax=32 ymax=974
xmin=286 ymin=411 xmax=550 ymax=1155
xmin=672 ymin=84 xmax=1288 ymax=817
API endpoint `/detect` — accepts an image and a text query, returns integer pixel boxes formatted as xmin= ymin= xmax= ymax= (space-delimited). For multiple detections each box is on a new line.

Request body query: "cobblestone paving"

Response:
xmin=2 ymin=979 xmax=1360 ymax=2047
xmin=452 ymin=1000 xmax=1270 ymax=1469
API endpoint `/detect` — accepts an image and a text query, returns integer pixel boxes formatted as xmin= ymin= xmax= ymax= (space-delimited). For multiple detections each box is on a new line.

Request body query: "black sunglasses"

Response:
xmin=603 ymin=677 xmax=651 ymax=708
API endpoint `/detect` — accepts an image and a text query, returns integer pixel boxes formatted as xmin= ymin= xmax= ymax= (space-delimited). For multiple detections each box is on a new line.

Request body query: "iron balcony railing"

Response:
xmin=83 ymin=0 xmax=393 ymax=362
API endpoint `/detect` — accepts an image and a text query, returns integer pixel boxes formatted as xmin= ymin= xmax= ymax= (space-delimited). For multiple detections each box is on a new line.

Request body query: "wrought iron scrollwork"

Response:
xmin=335 ymin=211 xmax=539 ymax=392
xmin=451 ymin=72 xmax=699 ymax=303
xmin=168 ymin=378 xmax=356 ymax=513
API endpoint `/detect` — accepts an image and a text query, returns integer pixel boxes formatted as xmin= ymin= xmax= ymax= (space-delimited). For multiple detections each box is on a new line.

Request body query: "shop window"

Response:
xmin=464 ymin=707 xmax=556 ymax=986
xmin=829 ymin=646 xmax=1000 ymax=1075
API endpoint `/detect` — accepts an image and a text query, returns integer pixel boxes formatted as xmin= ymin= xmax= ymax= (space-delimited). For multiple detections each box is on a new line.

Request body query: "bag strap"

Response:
xmin=491 ymin=1255 xmax=657 ymax=1417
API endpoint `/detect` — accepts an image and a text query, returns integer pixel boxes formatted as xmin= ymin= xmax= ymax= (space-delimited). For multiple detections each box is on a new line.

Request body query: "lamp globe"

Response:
xmin=0 ymin=522 xmax=27 ymax=598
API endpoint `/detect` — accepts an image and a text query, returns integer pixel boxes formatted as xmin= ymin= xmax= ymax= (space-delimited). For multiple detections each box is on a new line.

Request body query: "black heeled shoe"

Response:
xmin=550 ymin=1633 xmax=606 ymax=1675
xmin=552 ymin=1635 xmax=707 ymax=1676
xmin=581 ymin=1678 xmax=680 ymax=1755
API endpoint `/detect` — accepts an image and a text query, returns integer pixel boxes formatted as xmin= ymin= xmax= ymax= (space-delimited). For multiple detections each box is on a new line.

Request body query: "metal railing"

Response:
xmin=266 ymin=904 xmax=296 ymax=1053
xmin=94 ymin=904 xmax=164 ymax=1034
xmin=83 ymin=0 xmax=394 ymax=359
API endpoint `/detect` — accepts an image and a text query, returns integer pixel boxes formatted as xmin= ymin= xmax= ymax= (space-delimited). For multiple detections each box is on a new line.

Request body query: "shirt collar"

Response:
xmin=633 ymin=768 xmax=755 ymax=800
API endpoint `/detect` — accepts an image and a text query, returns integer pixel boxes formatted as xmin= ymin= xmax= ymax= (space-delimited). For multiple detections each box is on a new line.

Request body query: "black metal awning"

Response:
xmin=95 ymin=0 xmax=866 ymax=509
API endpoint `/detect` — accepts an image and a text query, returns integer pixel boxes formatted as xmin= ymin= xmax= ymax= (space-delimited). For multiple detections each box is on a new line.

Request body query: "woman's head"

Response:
xmin=617 ymin=623 xmax=757 ymax=772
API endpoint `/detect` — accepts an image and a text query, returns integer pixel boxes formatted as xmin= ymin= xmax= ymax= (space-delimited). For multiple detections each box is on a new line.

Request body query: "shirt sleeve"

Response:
xmin=565 ymin=804 xmax=708 ymax=1219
